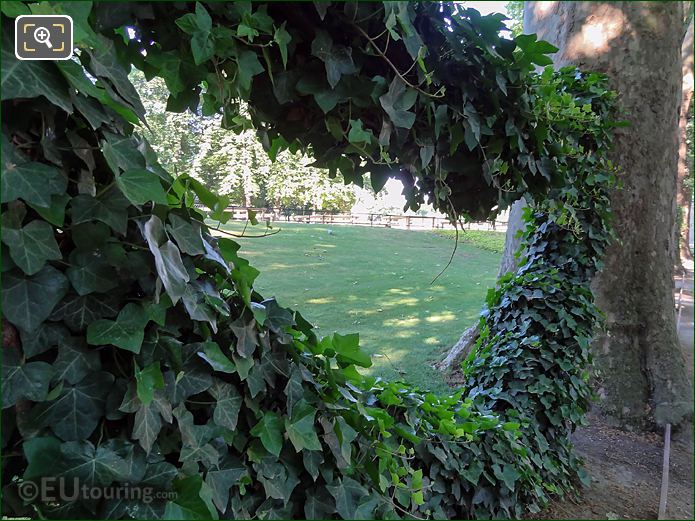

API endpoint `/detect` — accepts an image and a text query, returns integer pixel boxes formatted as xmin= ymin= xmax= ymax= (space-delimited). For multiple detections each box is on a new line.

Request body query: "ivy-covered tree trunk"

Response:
xmin=525 ymin=1 xmax=693 ymax=428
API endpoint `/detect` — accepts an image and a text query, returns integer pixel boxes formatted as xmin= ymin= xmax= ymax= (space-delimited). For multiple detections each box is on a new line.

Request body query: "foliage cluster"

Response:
xmin=132 ymin=72 xmax=357 ymax=212
xmin=1 ymin=1 xmax=616 ymax=519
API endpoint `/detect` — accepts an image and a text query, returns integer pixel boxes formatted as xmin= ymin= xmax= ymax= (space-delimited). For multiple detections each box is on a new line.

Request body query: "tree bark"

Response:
xmin=677 ymin=18 xmax=693 ymax=264
xmin=524 ymin=1 xmax=693 ymax=428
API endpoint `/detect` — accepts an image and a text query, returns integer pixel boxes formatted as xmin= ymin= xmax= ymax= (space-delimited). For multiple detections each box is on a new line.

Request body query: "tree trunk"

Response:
xmin=525 ymin=1 xmax=693 ymax=428
xmin=435 ymin=198 xmax=527 ymax=371
xmin=677 ymin=18 xmax=693 ymax=264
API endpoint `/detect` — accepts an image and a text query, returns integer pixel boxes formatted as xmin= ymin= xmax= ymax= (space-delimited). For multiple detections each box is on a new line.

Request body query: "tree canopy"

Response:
xmin=1 ymin=1 xmax=617 ymax=519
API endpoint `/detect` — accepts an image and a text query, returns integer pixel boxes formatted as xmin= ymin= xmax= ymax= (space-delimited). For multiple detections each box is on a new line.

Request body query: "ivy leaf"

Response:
xmin=209 ymin=380 xmax=243 ymax=430
xmin=379 ymin=77 xmax=417 ymax=129
xmin=261 ymin=299 xmax=295 ymax=333
xmin=230 ymin=318 xmax=258 ymax=358
xmin=167 ymin=214 xmax=205 ymax=255
xmin=1 ymin=346 xmax=54 ymax=407
xmin=250 ymin=412 xmax=284 ymax=457
xmin=23 ymin=436 xmax=62 ymax=481
xmin=50 ymin=293 xmax=121 ymax=332
xmin=1 ymin=1 xmax=30 ymax=16
xmin=70 ymin=190 xmax=130 ymax=235
xmin=311 ymin=30 xmax=357 ymax=89
xmin=133 ymin=400 xmax=164 ymax=454
xmin=205 ymin=461 xmax=247 ymax=513
xmin=493 ymin=463 xmax=521 ymax=492
xmin=164 ymin=365 xmax=213 ymax=406
xmin=87 ymin=36 xmax=146 ymax=122
xmin=2 ymin=219 xmax=62 ymax=275
xmin=143 ymin=216 xmax=190 ymax=304
xmin=58 ymin=439 xmax=129 ymax=487
xmin=29 ymin=193 xmax=70 ymax=227
xmin=331 ymin=332 xmax=372 ymax=368
xmin=236 ymin=50 xmax=265 ymax=92
xmin=31 ymin=371 xmax=114 ymax=441
xmin=274 ymin=23 xmax=291 ymax=68
xmin=135 ymin=361 xmax=165 ymax=406
xmin=164 ymin=475 xmax=219 ymax=520
xmin=20 ymin=322 xmax=70 ymax=358
xmin=52 ymin=337 xmax=101 ymax=385
xmin=116 ymin=169 xmax=168 ymax=206
xmin=196 ymin=341 xmax=236 ymax=374
xmin=1 ymin=154 xmax=67 ymax=209
xmin=66 ymin=250 xmax=119 ymax=295
xmin=2 ymin=266 xmax=69 ymax=332
xmin=1 ymin=45 xmax=73 ymax=113
xmin=326 ymin=477 xmax=369 ymax=519
xmin=285 ymin=400 xmax=322 ymax=452
xmin=101 ymin=132 xmax=146 ymax=174
xmin=305 ymin=487 xmax=335 ymax=519
xmin=347 ymin=119 xmax=373 ymax=144
xmin=87 ymin=303 xmax=149 ymax=353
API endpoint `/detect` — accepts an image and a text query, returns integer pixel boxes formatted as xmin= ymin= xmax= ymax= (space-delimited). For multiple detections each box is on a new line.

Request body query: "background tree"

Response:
xmin=677 ymin=14 xmax=693 ymax=264
xmin=132 ymin=72 xmax=357 ymax=211
xmin=524 ymin=0 xmax=692 ymax=428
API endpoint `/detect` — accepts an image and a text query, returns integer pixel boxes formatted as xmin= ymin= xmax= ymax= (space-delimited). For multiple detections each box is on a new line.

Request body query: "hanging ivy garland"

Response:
xmin=1 ymin=1 xmax=618 ymax=519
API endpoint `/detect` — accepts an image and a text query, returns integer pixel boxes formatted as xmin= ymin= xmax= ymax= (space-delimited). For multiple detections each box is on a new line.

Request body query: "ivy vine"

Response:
xmin=1 ymin=1 xmax=617 ymax=519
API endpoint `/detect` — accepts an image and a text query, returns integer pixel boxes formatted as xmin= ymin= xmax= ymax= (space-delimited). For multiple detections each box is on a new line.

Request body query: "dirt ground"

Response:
xmin=534 ymin=412 xmax=693 ymax=520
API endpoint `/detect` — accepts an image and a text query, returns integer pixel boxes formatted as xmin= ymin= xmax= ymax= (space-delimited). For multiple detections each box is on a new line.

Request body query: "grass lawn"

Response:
xmin=218 ymin=222 xmax=501 ymax=393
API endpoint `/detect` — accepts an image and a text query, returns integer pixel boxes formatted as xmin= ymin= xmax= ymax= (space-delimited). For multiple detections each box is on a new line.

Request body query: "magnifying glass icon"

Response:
xmin=33 ymin=26 xmax=53 ymax=49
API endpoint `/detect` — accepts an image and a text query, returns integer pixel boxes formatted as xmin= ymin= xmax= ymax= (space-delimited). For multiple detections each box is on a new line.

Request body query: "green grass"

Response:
xmin=220 ymin=222 xmax=501 ymax=393
xmin=435 ymin=229 xmax=507 ymax=254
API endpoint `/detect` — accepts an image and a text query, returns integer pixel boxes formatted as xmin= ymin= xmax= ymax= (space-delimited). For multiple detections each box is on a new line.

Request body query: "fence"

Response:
xmin=212 ymin=206 xmax=508 ymax=232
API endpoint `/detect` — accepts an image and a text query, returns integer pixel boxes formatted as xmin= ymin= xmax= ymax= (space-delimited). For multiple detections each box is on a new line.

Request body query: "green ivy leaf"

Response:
xmin=1 ymin=44 xmax=73 ymax=113
xmin=347 ymin=119 xmax=373 ymax=144
xmin=164 ymin=475 xmax=219 ymax=520
xmin=50 ymin=293 xmax=121 ymax=332
xmin=116 ymin=169 xmax=168 ymax=206
xmin=273 ymin=22 xmax=291 ymax=68
xmin=31 ymin=371 xmax=114 ymax=441
xmin=2 ymin=346 xmax=54 ymax=407
xmin=236 ymin=50 xmax=265 ymax=92
xmin=135 ymin=361 xmax=165 ymax=406
xmin=66 ymin=250 xmax=119 ymax=296
xmin=23 ymin=436 xmax=62 ymax=481
xmin=143 ymin=216 xmax=190 ymax=304
xmin=250 ymin=411 xmax=284 ymax=457
xmin=196 ymin=341 xmax=236 ymax=374
xmin=209 ymin=380 xmax=243 ymax=431
xmin=167 ymin=214 xmax=205 ymax=255
xmin=1 ymin=219 xmax=61 ymax=275
xmin=311 ymin=30 xmax=357 ymax=89
xmin=1 ymin=154 xmax=67 ymax=208
xmin=87 ymin=303 xmax=149 ymax=353
xmin=331 ymin=332 xmax=371 ymax=368
xmin=326 ymin=477 xmax=369 ymax=519
xmin=379 ymin=77 xmax=417 ymax=129
xmin=133 ymin=400 xmax=164 ymax=455
xmin=70 ymin=190 xmax=130 ymax=235
xmin=230 ymin=318 xmax=258 ymax=358
xmin=58 ymin=439 xmax=129 ymax=487
xmin=285 ymin=400 xmax=322 ymax=452
xmin=52 ymin=337 xmax=101 ymax=385
xmin=2 ymin=266 xmax=69 ymax=332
